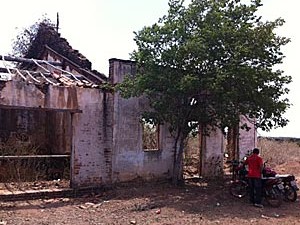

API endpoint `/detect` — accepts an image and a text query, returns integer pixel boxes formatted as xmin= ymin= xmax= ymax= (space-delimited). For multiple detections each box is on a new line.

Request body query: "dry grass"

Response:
xmin=183 ymin=136 xmax=300 ymax=177
xmin=258 ymin=137 xmax=300 ymax=166
xmin=142 ymin=122 xmax=159 ymax=150
xmin=0 ymin=136 xmax=41 ymax=182
xmin=0 ymin=135 xmax=70 ymax=183
xmin=258 ymin=137 xmax=300 ymax=178
xmin=185 ymin=135 xmax=300 ymax=168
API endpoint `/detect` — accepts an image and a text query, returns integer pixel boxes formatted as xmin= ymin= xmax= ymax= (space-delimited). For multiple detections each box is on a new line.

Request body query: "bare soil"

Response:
xmin=1 ymin=136 xmax=300 ymax=225
xmin=0 ymin=166 xmax=299 ymax=225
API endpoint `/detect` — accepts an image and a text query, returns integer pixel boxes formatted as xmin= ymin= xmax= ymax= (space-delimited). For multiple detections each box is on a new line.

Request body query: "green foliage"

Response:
xmin=12 ymin=15 xmax=55 ymax=57
xmin=119 ymin=0 xmax=291 ymax=137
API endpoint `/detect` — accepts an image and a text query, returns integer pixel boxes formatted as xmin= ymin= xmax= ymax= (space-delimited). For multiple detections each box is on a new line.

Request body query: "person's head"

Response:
xmin=253 ymin=148 xmax=260 ymax=155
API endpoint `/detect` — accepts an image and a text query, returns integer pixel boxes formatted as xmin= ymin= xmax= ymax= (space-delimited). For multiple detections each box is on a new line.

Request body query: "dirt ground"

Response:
xmin=0 ymin=163 xmax=300 ymax=225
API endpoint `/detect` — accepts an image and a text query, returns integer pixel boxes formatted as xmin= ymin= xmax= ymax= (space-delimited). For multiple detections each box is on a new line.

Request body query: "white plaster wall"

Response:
xmin=0 ymin=81 xmax=44 ymax=107
xmin=201 ymin=128 xmax=224 ymax=177
xmin=112 ymin=96 xmax=174 ymax=182
xmin=110 ymin=59 xmax=174 ymax=182
xmin=71 ymin=88 xmax=111 ymax=187
xmin=0 ymin=81 xmax=111 ymax=188
xmin=45 ymin=86 xmax=79 ymax=109
xmin=239 ymin=116 xmax=257 ymax=158
xmin=0 ymin=81 xmax=80 ymax=111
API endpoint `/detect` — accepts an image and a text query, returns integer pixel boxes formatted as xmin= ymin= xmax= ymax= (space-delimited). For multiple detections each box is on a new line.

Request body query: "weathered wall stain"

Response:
xmin=67 ymin=87 xmax=78 ymax=109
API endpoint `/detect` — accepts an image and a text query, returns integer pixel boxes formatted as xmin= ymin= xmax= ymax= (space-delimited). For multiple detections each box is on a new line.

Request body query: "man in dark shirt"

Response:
xmin=244 ymin=148 xmax=263 ymax=208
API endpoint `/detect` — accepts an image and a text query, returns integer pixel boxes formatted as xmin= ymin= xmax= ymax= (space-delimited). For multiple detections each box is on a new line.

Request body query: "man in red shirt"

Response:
xmin=244 ymin=148 xmax=263 ymax=208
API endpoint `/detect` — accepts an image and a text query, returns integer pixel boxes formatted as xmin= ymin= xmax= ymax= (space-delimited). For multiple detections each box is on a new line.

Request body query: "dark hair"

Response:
xmin=253 ymin=148 xmax=259 ymax=154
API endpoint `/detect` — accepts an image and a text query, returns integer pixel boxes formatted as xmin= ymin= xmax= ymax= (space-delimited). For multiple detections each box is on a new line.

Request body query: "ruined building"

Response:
xmin=0 ymin=24 xmax=257 ymax=188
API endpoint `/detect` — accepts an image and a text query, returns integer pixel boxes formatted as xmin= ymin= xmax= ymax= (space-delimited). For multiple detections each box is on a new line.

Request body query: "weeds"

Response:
xmin=0 ymin=134 xmax=69 ymax=183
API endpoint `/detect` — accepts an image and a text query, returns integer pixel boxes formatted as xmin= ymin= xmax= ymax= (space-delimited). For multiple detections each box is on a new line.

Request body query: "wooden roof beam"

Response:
xmin=0 ymin=55 xmax=62 ymax=66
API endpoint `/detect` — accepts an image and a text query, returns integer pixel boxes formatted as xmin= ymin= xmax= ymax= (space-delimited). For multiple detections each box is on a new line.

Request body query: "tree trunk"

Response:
xmin=172 ymin=136 xmax=185 ymax=185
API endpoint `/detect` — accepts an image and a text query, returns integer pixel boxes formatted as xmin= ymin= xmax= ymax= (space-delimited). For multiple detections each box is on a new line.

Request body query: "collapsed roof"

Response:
xmin=0 ymin=23 xmax=107 ymax=88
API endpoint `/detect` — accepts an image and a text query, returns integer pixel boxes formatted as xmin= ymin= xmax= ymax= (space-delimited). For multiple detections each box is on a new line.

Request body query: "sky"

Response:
xmin=0 ymin=0 xmax=299 ymax=138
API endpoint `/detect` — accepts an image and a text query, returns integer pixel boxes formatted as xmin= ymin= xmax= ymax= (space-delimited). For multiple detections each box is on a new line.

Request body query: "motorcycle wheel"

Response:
xmin=230 ymin=180 xmax=248 ymax=198
xmin=265 ymin=187 xmax=282 ymax=207
xmin=285 ymin=186 xmax=297 ymax=202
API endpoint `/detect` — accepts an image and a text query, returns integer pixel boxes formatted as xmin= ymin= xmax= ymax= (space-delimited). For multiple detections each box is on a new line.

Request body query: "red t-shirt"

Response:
xmin=245 ymin=154 xmax=263 ymax=178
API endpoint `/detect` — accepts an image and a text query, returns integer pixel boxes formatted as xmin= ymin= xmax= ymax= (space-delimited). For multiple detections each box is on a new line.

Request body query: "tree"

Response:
xmin=12 ymin=16 xmax=55 ymax=57
xmin=118 ymin=0 xmax=291 ymax=184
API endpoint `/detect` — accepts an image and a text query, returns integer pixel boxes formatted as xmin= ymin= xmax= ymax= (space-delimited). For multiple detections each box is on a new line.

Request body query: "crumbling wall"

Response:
xmin=201 ymin=128 xmax=224 ymax=177
xmin=224 ymin=116 xmax=257 ymax=162
xmin=109 ymin=59 xmax=174 ymax=182
xmin=238 ymin=116 xmax=257 ymax=158
xmin=0 ymin=65 xmax=257 ymax=186
xmin=46 ymin=111 xmax=72 ymax=154
xmin=0 ymin=81 xmax=48 ymax=152
xmin=0 ymin=109 xmax=47 ymax=150
xmin=71 ymin=88 xmax=113 ymax=187
xmin=0 ymin=80 xmax=112 ymax=187
xmin=0 ymin=82 xmax=73 ymax=154
xmin=0 ymin=81 xmax=45 ymax=107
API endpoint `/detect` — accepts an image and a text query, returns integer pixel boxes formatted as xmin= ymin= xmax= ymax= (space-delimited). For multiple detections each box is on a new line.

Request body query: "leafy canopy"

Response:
xmin=119 ymin=0 xmax=291 ymax=136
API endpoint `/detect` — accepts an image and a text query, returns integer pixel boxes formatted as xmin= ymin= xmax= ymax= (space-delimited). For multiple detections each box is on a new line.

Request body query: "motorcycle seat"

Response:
xmin=262 ymin=177 xmax=278 ymax=180
xmin=275 ymin=174 xmax=293 ymax=178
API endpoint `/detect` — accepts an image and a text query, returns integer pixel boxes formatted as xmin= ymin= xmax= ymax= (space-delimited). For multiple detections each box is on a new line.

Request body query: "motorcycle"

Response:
xmin=228 ymin=160 xmax=284 ymax=207
xmin=276 ymin=174 xmax=299 ymax=202
xmin=262 ymin=162 xmax=299 ymax=202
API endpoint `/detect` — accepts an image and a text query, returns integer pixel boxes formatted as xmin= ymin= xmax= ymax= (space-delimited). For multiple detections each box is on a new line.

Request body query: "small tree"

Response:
xmin=118 ymin=0 xmax=291 ymax=184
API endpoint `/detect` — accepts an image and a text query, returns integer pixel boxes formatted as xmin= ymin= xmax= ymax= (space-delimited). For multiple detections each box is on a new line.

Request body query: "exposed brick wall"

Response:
xmin=102 ymin=92 xmax=114 ymax=184
xmin=71 ymin=88 xmax=113 ymax=188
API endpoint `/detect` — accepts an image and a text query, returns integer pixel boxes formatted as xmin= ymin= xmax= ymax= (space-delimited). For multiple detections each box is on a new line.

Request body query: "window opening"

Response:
xmin=141 ymin=118 xmax=159 ymax=151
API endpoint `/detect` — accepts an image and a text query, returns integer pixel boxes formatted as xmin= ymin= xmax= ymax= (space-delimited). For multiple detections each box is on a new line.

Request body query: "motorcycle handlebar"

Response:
xmin=226 ymin=160 xmax=244 ymax=166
